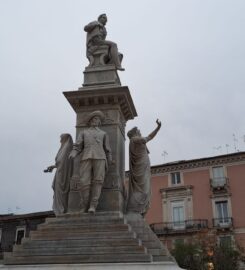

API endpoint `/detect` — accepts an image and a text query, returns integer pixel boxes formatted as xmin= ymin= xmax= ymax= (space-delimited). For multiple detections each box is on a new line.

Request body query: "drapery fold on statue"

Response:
xmin=52 ymin=135 xmax=73 ymax=215
xmin=127 ymin=136 xmax=151 ymax=215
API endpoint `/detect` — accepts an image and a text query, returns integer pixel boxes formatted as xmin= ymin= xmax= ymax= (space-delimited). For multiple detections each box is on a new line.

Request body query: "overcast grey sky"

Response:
xmin=1 ymin=0 xmax=245 ymax=214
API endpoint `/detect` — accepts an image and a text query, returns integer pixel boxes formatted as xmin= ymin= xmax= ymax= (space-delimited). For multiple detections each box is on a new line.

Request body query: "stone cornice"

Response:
xmin=160 ymin=185 xmax=193 ymax=193
xmin=126 ymin=152 xmax=245 ymax=177
xmin=150 ymin=152 xmax=245 ymax=175
xmin=63 ymin=86 xmax=137 ymax=121
xmin=160 ymin=185 xmax=193 ymax=199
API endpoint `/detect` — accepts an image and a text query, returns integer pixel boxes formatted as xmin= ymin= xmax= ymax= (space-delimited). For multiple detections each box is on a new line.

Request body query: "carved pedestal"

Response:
xmin=87 ymin=45 xmax=109 ymax=67
xmin=64 ymin=84 xmax=137 ymax=212
xmin=83 ymin=64 xmax=121 ymax=87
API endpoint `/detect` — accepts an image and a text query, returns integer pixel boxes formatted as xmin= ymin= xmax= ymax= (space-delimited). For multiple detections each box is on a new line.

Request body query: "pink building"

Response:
xmin=145 ymin=152 xmax=245 ymax=252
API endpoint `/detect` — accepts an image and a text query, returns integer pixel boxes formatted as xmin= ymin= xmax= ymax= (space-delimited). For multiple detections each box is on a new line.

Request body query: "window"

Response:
xmin=15 ymin=227 xmax=26 ymax=245
xmin=171 ymin=201 xmax=185 ymax=229
xmin=171 ymin=172 xmax=181 ymax=185
xmin=161 ymin=186 xmax=193 ymax=224
xmin=215 ymin=201 xmax=229 ymax=224
xmin=212 ymin=166 xmax=226 ymax=187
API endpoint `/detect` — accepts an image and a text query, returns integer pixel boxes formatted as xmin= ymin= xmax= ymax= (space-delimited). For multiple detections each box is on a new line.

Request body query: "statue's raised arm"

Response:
xmin=84 ymin=14 xmax=124 ymax=71
xmin=147 ymin=119 xmax=162 ymax=142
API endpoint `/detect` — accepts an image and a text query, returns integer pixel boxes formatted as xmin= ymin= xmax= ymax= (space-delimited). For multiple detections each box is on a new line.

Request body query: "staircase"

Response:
xmin=4 ymin=211 xmax=174 ymax=265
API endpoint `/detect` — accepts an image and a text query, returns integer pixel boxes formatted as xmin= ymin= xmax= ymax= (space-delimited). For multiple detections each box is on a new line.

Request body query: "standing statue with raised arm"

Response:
xmin=44 ymin=134 xmax=73 ymax=216
xmin=84 ymin=14 xmax=124 ymax=71
xmin=69 ymin=111 xmax=112 ymax=213
xmin=127 ymin=120 xmax=162 ymax=216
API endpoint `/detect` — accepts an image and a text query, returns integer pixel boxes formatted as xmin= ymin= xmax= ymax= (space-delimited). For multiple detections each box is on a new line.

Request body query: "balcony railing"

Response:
xmin=212 ymin=217 xmax=233 ymax=229
xmin=210 ymin=177 xmax=229 ymax=191
xmin=150 ymin=219 xmax=208 ymax=235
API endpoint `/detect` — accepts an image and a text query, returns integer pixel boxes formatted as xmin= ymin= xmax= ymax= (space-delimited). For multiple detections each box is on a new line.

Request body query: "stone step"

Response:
xmin=4 ymin=253 xmax=152 ymax=265
xmin=45 ymin=211 xmax=124 ymax=225
xmin=131 ymin=228 xmax=152 ymax=234
xmin=43 ymin=217 xmax=127 ymax=227
xmin=141 ymin=240 xmax=163 ymax=249
xmin=147 ymin=248 xmax=168 ymax=256
xmin=58 ymin=211 xmax=123 ymax=218
xmin=137 ymin=233 xmax=158 ymax=241
xmin=152 ymin=255 xmax=174 ymax=262
xmin=124 ymin=213 xmax=173 ymax=263
xmin=13 ymin=245 xmax=147 ymax=256
xmin=30 ymin=231 xmax=137 ymax=240
xmin=38 ymin=223 xmax=131 ymax=233
xmin=21 ymin=238 xmax=142 ymax=248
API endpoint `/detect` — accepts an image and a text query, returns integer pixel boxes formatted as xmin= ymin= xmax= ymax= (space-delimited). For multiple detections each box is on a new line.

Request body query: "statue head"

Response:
xmin=98 ymin=13 xmax=107 ymax=25
xmin=60 ymin=134 xmax=73 ymax=148
xmin=127 ymin=127 xmax=141 ymax=139
xmin=86 ymin=111 xmax=104 ymax=127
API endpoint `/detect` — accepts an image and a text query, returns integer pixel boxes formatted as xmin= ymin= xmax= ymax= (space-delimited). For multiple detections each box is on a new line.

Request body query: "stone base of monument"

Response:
xmin=0 ymin=262 xmax=184 ymax=270
xmin=83 ymin=64 xmax=121 ymax=87
xmin=3 ymin=212 xmax=180 ymax=267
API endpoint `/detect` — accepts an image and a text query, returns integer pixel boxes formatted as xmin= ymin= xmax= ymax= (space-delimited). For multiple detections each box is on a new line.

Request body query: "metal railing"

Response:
xmin=150 ymin=219 xmax=208 ymax=235
xmin=212 ymin=217 xmax=233 ymax=228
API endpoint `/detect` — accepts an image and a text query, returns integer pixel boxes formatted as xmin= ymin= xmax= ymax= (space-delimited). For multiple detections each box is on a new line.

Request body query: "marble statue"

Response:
xmin=69 ymin=110 xmax=112 ymax=213
xmin=126 ymin=119 xmax=162 ymax=216
xmin=44 ymin=134 xmax=73 ymax=215
xmin=84 ymin=14 xmax=124 ymax=71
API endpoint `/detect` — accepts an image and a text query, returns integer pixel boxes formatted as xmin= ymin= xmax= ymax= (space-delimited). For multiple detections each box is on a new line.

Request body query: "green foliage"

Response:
xmin=171 ymin=242 xmax=208 ymax=270
xmin=212 ymin=244 xmax=240 ymax=270
xmin=171 ymin=241 xmax=241 ymax=270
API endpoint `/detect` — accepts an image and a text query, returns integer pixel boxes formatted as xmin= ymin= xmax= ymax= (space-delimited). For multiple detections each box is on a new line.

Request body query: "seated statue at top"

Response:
xmin=84 ymin=14 xmax=124 ymax=71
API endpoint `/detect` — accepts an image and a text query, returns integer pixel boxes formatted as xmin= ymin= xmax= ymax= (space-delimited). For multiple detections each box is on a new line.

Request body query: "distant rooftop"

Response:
xmin=0 ymin=210 xmax=54 ymax=221
xmin=126 ymin=151 xmax=245 ymax=176
xmin=150 ymin=151 xmax=245 ymax=174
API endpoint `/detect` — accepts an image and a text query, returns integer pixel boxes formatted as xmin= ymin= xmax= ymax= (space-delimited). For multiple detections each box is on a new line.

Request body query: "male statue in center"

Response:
xmin=84 ymin=13 xmax=124 ymax=71
xmin=69 ymin=111 xmax=112 ymax=213
xmin=127 ymin=119 xmax=162 ymax=216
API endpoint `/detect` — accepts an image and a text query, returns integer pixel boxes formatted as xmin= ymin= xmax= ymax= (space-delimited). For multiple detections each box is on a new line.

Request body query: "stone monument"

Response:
xmin=44 ymin=133 xmax=73 ymax=215
xmin=84 ymin=14 xmax=124 ymax=71
xmin=127 ymin=120 xmax=161 ymax=216
xmin=69 ymin=110 xmax=112 ymax=214
xmin=3 ymin=14 xmax=184 ymax=270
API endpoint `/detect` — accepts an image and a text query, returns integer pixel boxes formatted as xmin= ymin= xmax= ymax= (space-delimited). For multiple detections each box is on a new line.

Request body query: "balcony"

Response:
xmin=210 ymin=177 xmax=229 ymax=192
xmin=212 ymin=217 xmax=233 ymax=229
xmin=150 ymin=219 xmax=208 ymax=236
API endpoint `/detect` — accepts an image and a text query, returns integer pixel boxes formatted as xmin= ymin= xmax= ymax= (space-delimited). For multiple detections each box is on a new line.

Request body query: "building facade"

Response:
xmin=0 ymin=211 xmax=54 ymax=259
xmin=145 ymin=152 xmax=245 ymax=254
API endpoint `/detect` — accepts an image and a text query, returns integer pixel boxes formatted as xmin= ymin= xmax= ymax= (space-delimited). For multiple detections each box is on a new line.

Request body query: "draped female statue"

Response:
xmin=127 ymin=120 xmax=161 ymax=216
xmin=44 ymin=134 xmax=73 ymax=215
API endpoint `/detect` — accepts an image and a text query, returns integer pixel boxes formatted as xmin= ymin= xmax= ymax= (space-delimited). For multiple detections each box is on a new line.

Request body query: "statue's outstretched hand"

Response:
xmin=156 ymin=119 xmax=162 ymax=128
xmin=44 ymin=165 xmax=56 ymax=173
